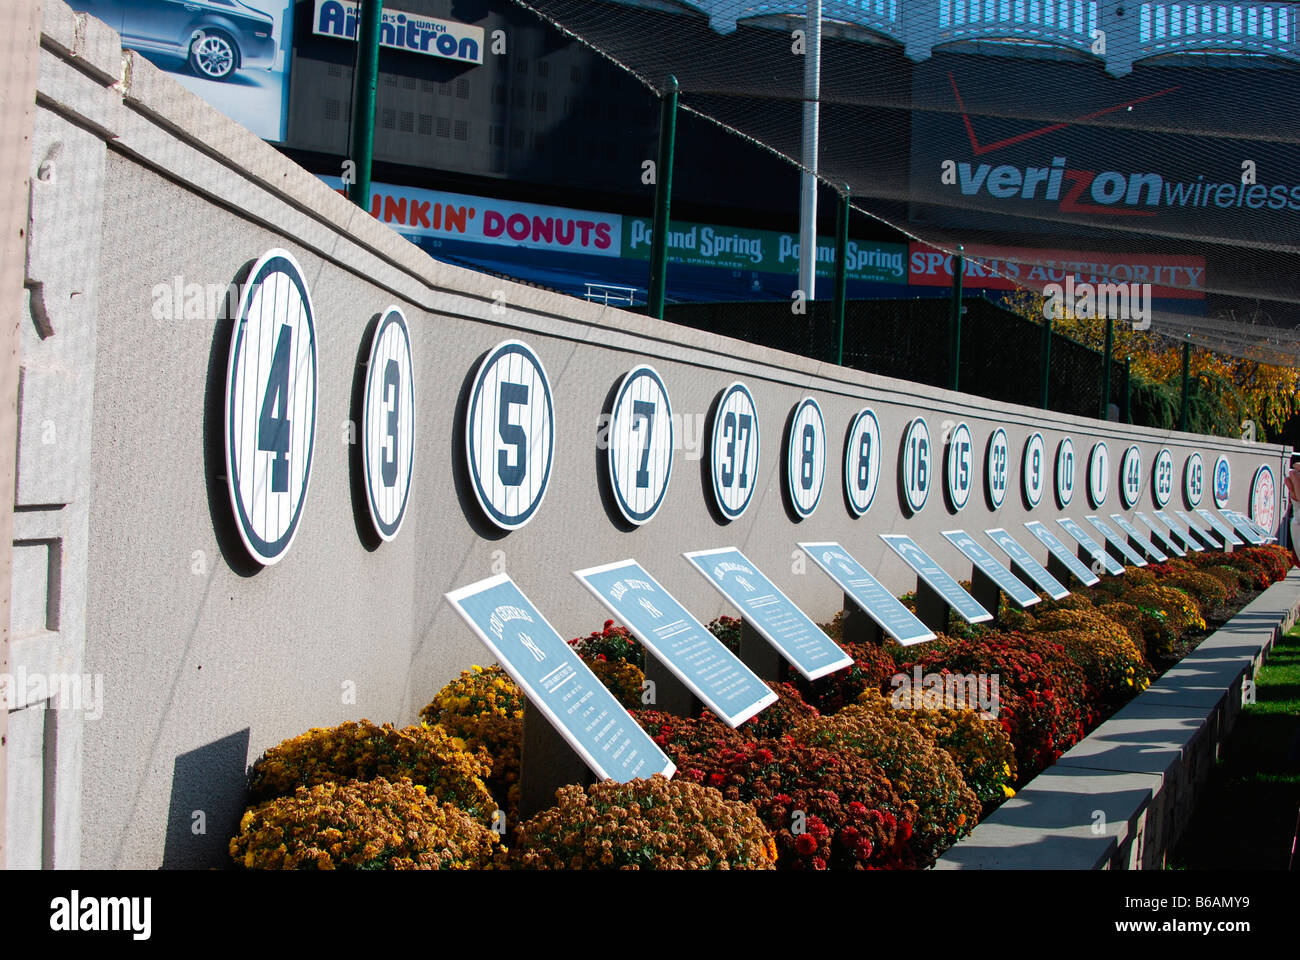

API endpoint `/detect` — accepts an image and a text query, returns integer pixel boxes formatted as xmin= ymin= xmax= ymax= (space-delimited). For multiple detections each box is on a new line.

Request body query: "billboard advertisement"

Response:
xmin=621 ymin=217 xmax=907 ymax=285
xmin=67 ymin=0 xmax=294 ymax=142
xmin=312 ymin=0 xmax=484 ymax=65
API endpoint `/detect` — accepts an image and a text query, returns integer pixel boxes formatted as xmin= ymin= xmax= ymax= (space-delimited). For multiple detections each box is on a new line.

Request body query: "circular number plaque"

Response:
xmin=1213 ymin=455 xmax=1231 ymax=508
xmin=465 ymin=340 xmax=555 ymax=531
xmin=786 ymin=398 xmax=826 ymax=518
xmin=224 ymin=249 xmax=318 ymax=566
xmin=1152 ymin=448 xmax=1174 ymax=508
xmin=608 ymin=365 xmax=674 ymax=525
xmin=845 ymin=409 xmax=882 ymax=517
xmin=1184 ymin=452 xmax=1204 ymax=508
xmin=710 ymin=383 xmax=761 ymax=520
xmin=900 ymin=417 xmax=931 ymax=514
xmin=1119 ymin=444 xmax=1142 ymax=508
xmin=1055 ymin=437 xmax=1076 ymax=508
xmin=1251 ymin=464 xmax=1276 ymax=530
xmin=362 ymin=307 xmax=416 ymax=541
xmin=985 ymin=427 xmax=1010 ymax=509
xmin=946 ymin=422 xmax=974 ymax=511
xmin=1022 ymin=433 xmax=1046 ymax=508
xmin=1088 ymin=441 xmax=1110 ymax=508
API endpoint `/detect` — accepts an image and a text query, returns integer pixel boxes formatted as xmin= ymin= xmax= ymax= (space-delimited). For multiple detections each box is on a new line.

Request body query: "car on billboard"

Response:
xmin=71 ymin=1 xmax=276 ymax=81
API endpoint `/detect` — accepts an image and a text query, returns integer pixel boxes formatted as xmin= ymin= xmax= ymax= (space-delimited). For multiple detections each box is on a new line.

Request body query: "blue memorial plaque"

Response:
xmin=1025 ymin=520 xmax=1102 ymax=585
xmin=1196 ymin=508 xmax=1243 ymax=546
xmin=1219 ymin=509 xmax=1267 ymax=545
xmin=1156 ymin=510 xmax=1205 ymax=552
xmin=1176 ymin=510 xmax=1224 ymax=549
xmin=683 ymin=547 xmax=854 ymax=680
xmin=985 ymin=527 xmax=1069 ymax=599
xmin=798 ymin=541 xmax=935 ymax=645
xmin=446 ymin=574 xmax=674 ymax=781
xmin=1134 ymin=511 xmax=1186 ymax=558
xmin=1086 ymin=515 xmax=1147 ymax=567
xmin=573 ymin=559 xmax=778 ymax=727
xmin=942 ymin=530 xmax=1040 ymax=608
xmin=1055 ymin=517 xmax=1124 ymax=575
xmin=880 ymin=534 xmax=993 ymax=623
xmin=1107 ymin=514 xmax=1167 ymax=563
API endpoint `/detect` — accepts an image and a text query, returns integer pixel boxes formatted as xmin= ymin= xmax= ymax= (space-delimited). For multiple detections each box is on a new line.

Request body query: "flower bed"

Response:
xmin=228 ymin=543 xmax=1294 ymax=870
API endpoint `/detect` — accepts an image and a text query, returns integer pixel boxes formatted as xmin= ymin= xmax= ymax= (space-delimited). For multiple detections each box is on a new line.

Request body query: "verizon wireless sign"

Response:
xmin=314 ymin=0 xmax=484 ymax=64
xmin=321 ymin=177 xmax=621 ymax=256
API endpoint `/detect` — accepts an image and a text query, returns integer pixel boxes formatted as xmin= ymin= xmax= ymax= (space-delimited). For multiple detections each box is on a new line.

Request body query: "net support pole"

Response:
xmin=1180 ymin=339 xmax=1191 ymax=432
xmin=832 ymin=185 xmax=850 ymax=364
xmin=346 ymin=0 xmax=384 ymax=211
xmin=1122 ymin=357 xmax=1132 ymax=424
xmin=798 ymin=0 xmax=821 ymax=303
xmin=647 ymin=75 xmax=679 ymax=320
xmin=949 ymin=246 xmax=964 ymax=392
xmin=1099 ymin=315 xmax=1114 ymax=419
xmin=1039 ymin=313 xmax=1052 ymax=409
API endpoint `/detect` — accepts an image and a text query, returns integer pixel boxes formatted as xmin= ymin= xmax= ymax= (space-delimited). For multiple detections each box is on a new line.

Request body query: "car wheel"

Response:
xmin=188 ymin=31 xmax=239 ymax=81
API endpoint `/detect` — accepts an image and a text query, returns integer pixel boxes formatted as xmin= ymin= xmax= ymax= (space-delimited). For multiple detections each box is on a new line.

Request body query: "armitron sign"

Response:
xmin=314 ymin=0 xmax=484 ymax=65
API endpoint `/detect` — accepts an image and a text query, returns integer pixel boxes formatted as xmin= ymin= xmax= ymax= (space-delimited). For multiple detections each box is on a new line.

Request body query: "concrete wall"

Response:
xmin=11 ymin=1 xmax=1291 ymax=868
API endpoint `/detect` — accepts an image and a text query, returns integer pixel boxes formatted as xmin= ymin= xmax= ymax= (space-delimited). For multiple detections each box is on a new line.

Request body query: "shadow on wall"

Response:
xmin=160 ymin=728 xmax=251 ymax=869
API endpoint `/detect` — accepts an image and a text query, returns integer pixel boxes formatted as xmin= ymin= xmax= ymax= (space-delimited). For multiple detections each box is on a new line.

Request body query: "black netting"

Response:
xmin=515 ymin=0 xmax=1300 ymax=365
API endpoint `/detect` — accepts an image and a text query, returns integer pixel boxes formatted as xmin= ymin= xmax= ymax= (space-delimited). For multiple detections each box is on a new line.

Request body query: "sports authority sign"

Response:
xmin=313 ymin=1 xmax=484 ymax=64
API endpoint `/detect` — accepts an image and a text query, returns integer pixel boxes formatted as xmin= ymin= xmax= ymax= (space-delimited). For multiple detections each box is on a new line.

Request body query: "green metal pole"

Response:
xmin=1122 ymin=356 xmax=1132 ymax=424
xmin=1099 ymin=315 xmax=1114 ymax=419
xmin=647 ymin=76 xmax=679 ymax=320
xmin=1039 ymin=313 xmax=1052 ymax=409
xmin=1179 ymin=338 xmax=1191 ymax=432
xmin=949 ymin=246 xmax=964 ymax=392
xmin=347 ymin=0 xmax=384 ymax=211
xmin=832 ymin=185 xmax=850 ymax=364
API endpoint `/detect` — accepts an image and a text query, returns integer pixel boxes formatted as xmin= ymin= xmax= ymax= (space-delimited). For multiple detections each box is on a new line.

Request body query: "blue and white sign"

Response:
xmin=313 ymin=1 xmax=485 ymax=64
xmin=945 ymin=422 xmax=975 ymax=512
xmin=1055 ymin=437 xmax=1076 ymax=508
xmin=1220 ymin=509 xmax=1266 ymax=546
xmin=1155 ymin=510 xmax=1204 ymax=552
xmin=224 ymin=249 xmax=317 ymax=566
xmin=1056 ymin=517 xmax=1124 ymax=575
xmin=362 ymin=307 xmax=415 ymax=542
xmin=710 ymin=383 xmax=760 ymax=520
xmin=573 ymin=559 xmax=776 ymax=727
xmin=1119 ymin=445 xmax=1142 ymax=508
xmin=985 ymin=427 xmax=1010 ymax=508
xmin=1109 ymin=514 xmax=1167 ymax=563
xmin=607 ymin=366 xmax=673 ymax=526
xmin=844 ymin=408 xmax=882 ymax=517
xmin=985 ymin=527 xmax=1069 ymax=599
xmin=785 ymin=398 xmax=826 ymax=518
xmin=880 ymin=534 xmax=993 ymax=624
xmin=942 ymin=530 xmax=1040 ymax=608
xmin=1152 ymin=448 xmax=1174 ymax=508
xmin=683 ymin=547 xmax=853 ymax=680
xmin=798 ymin=541 xmax=935 ymax=646
xmin=1184 ymin=452 xmax=1205 ymax=508
xmin=1024 ymin=520 xmax=1101 ymax=586
xmin=1176 ymin=509 xmax=1224 ymax=549
xmin=1087 ymin=515 xmax=1148 ymax=567
xmin=1196 ymin=507 xmax=1243 ymax=546
xmin=446 ymin=574 xmax=673 ymax=781
xmin=1022 ymin=433 xmax=1046 ymax=508
xmin=465 ymin=340 xmax=554 ymax=531
xmin=900 ymin=417 xmax=932 ymax=514
xmin=1135 ymin=511 xmax=1187 ymax=557
xmin=1087 ymin=441 xmax=1110 ymax=508
xmin=1213 ymin=454 xmax=1231 ymax=508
